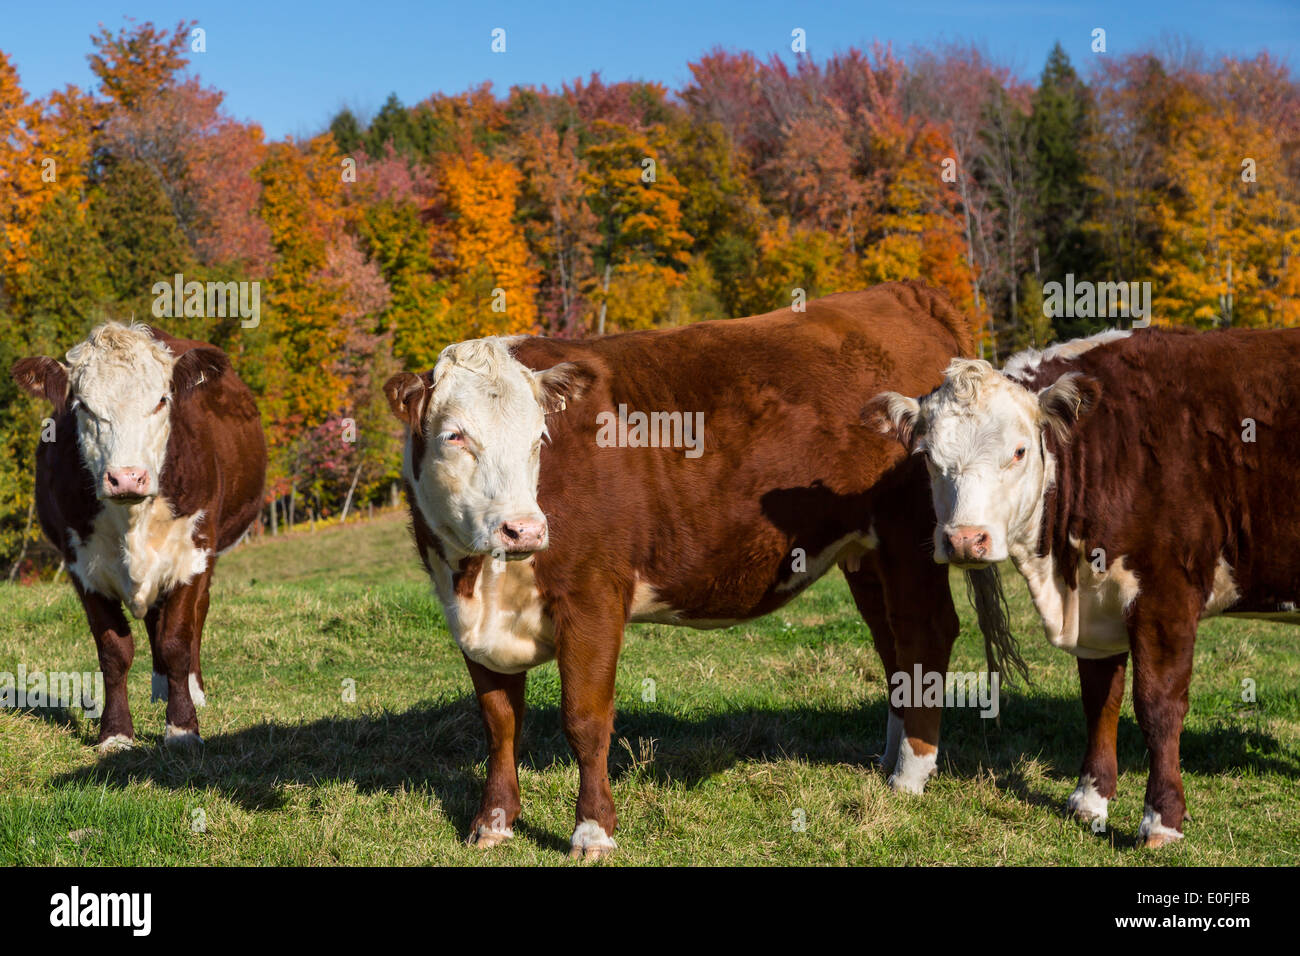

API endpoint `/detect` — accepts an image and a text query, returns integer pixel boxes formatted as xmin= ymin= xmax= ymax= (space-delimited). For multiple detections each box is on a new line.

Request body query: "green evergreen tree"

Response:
xmin=364 ymin=93 xmax=417 ymax=159
xmin=92 ymin=156 xmax=195 ymax=323
xmin=14 ymin=190 xmax=112 ymax=341
xmin=329 ymin=107 xmax=364 ymax=155
xmin=1031 ymin=43 xmax=1097 ymax=336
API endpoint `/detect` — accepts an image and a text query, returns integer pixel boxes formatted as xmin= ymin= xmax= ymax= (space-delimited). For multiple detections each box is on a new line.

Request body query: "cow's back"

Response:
xmin=513 ymin=281 xmax=975 ymax=620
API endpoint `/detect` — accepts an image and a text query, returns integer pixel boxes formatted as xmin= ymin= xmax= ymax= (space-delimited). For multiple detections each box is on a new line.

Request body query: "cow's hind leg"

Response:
xmin=843 ymin=566 xmax=904 ymax=774
xmin=555 ymin=603 xmax=622 ymax=860
xmin=149 ymin=571 xmax=212 ymax=746
xmin=1129 ymin=597 xmax=1198 ymax=848
xmin=464 ymin=655 xmax=527 ymax=848
xmin=1069 ymin=653 xmax=1128 ymax=828
xmin=148 ymin=578 xmax=211 ymax=708
xmin=75 ymin=582 xmax=136 ymax=752
xmin=189 ymin=583 xmax=211 ymax=707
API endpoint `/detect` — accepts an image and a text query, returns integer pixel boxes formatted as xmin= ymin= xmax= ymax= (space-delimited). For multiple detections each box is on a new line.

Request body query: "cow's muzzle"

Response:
xmin=497 ymin=517 xmax=548 ymax=557
xmin=103 ymin=466 xmax=152 ymax=500
xmin=944 ymin=525 xmax=993 ymax=566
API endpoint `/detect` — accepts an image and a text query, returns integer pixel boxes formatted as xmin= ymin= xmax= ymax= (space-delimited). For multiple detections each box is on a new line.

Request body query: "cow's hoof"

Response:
xmin=466 ymin=825 xmax=513 ymax=849
xmin=97 ymin=734 xmax=135 ymax=755
xmin=1137 ymin=805 xmax=1184 ymax=848
xmin=164 ymin=725 xmax=203 ymax=748
xmin=569 ymin=820 xmax=617 ymax=861
xmin=1067 ymin=776 xmax=1110 ymax=823
xmin=887 ymin=740 xmax=937 ymax=794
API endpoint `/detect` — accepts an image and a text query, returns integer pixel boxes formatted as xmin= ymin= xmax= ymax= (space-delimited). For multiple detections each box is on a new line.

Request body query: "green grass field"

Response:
xmin=1 ymin=510 xmax=1297 ymax=866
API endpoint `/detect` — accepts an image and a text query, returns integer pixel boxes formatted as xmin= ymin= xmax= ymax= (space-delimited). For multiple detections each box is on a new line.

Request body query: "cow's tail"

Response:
xmin=965 ymin=565 xmax=1030 ymax=686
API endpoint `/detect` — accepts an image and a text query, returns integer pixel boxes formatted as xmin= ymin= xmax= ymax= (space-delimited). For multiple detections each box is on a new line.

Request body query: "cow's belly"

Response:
xmin=431 ymin=556 xmax=555 ymax=674
xmin=68 ymin=497 xmax=210 ymax=619
xmin=627 ymin=527 xmax=878 ymax=627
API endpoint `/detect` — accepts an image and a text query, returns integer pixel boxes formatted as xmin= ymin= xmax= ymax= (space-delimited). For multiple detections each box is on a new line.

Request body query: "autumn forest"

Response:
xmin=1 ymin=20 xmax=1296 ymax=573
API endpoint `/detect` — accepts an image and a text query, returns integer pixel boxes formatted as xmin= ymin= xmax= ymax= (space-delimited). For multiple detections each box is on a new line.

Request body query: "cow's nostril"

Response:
xmin=502 ymin=523 xmax=520 ymax=540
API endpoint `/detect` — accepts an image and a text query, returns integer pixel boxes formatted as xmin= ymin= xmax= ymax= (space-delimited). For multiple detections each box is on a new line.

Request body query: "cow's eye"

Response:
xmin=440 ymin=430 xmax=466 ymax=446
xmin=155 ymin=396 xmax=170 ymax=413
xmin=1013 ymin=445 xmax=1027 ymax=462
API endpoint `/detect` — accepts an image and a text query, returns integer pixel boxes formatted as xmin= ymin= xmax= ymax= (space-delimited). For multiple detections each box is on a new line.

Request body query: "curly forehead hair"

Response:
xmin=66 ymin=322 xmax=174 ymax=377
xmin=936 ymin=358 xmax=1002 ymax=405
xmin=432 ymin=337 xmax=538 ymax=402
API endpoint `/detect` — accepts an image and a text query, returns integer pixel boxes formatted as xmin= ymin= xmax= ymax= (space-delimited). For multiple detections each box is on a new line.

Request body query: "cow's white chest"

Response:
xmin=68 ymin=498 xmax=209 ymax=619
xmin=1014 ymin=547 xmax=1137 ymax=659
xmin=429 ymin=551 xmax=555 ymax=674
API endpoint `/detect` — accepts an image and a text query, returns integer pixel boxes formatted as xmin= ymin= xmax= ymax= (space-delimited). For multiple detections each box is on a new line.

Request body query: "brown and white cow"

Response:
xmin=12 ymin=322 xmax=266 ymax=750
xmin=385 ymin=282 xmax=1009 ymax=858
xmin=876 ymin=326 xmax=1300 ymax=846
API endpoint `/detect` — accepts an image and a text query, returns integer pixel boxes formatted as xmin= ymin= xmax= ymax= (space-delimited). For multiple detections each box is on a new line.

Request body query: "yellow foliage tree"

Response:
xmin=440 ymin=152 xmax=539 ymax=336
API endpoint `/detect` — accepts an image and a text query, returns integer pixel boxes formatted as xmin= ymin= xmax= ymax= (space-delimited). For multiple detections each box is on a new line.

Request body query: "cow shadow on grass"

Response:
xmin=48 ymin=687 xmax=1299 ymax=848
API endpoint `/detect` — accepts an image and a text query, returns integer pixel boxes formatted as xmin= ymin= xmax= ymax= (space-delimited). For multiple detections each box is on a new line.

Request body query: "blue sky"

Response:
xmin=3 ymin=1 xmax=1296 ymax=139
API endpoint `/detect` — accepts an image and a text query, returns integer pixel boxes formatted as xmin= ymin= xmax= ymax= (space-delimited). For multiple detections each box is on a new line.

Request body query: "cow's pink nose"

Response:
xmin=945 ymin=526 xmax=991 ymax=562
xmin=498 ymin=517 xmax=548 ymax=553
xmin=104 ymin=467 xmax=150 ymax=498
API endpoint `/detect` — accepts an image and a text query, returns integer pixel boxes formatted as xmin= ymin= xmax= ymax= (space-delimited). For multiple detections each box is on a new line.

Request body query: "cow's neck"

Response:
xmin=413 ymin=510 xmax=555 ymax=675
xmin=68 ymin=496 xmax=209 ymax=619
xmin=1009 ymin=439 xmax=1077 ymax=652
xmin=1009 ymin=443 xmax=1136 ymax=659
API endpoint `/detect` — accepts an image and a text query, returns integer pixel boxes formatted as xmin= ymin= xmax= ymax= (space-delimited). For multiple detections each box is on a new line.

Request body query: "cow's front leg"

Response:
xmin=464 ymin=655 xmax=527 ymax=848
xmin=884 ymin=589 xmax=959 ymax=794
xmin=149 ymin=573 xmax=211 ymax=746
xmin=75 ymin=582 xmax=136 ymax=752
xmin=1069 ymin=653 xmax=1128 ymax=828
xmin=1129 ymin=599 xmax=1197 ymax=847
xmin=871 ymin=512 xmax=960 ymax=794
xmin=843 ymin=567 xmax=903 ymax=772
xmin=556 ymin=611 xmax=622 ymax=860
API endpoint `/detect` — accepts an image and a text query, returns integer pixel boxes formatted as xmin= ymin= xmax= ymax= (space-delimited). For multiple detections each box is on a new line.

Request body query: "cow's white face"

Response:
xmin=875 ymin=358 xmax=1094 ymax=568
xmin=385 ymin=338 xmax=593 ymax=560
xmin=12 ymin=323 xmax=232 ymax=502
xmin=66 ymin=325 xmax=177 ymax=500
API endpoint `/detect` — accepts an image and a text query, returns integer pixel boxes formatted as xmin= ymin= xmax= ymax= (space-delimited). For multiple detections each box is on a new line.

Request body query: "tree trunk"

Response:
xmin=597 ymin=262 xmax=612 ymax=336
xmin=7 ymin=497 xmax=36 ymax=582
xmin=340 ymin=463 xmax=364 ymax=525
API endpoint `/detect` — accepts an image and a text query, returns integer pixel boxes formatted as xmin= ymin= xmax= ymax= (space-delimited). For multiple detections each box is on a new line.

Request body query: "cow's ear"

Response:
xmin=384 ymin=371 xmax=432 ymax=430
xmin=172 ymin=347 xmax=230 ymax=393
xmin=11 ymin=357 xmax=70 ymax=414
xmin=867 ymin=392 xmax=922 ymax=450
xmin=535 ymin=361 xmax=596 ymax=414
xmin=1038 ymin=372 xmax=1100 ymax=443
